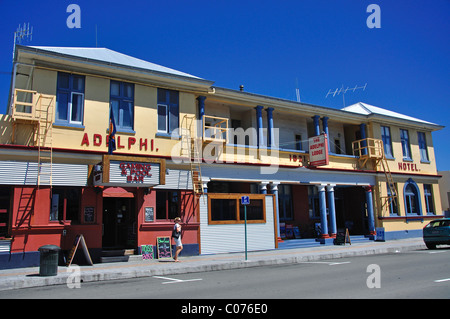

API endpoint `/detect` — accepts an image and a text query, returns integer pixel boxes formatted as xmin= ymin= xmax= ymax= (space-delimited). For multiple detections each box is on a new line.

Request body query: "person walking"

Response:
xmin=172 ymin=217 xmax=183 ymax=262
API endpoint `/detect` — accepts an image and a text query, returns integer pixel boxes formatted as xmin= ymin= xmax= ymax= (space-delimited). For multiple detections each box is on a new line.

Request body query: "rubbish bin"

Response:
xmin=38 ymin=245 xmax=61 ymax=276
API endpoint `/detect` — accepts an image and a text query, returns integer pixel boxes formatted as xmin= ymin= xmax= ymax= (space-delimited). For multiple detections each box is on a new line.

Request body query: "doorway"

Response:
xmin=102 ymin=198 xmax=136 ymax=249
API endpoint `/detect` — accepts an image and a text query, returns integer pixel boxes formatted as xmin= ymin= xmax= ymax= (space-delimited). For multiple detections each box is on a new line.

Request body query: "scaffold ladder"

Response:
xmin=35 ymin=94 xmax=54 ymax=188
xmin=181 ymin=115 xmax=203 ymax=195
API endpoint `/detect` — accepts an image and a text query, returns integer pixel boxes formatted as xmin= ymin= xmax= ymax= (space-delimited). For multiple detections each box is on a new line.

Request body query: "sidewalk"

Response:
xmin=0 ymin=238 xmax=427 ymax=291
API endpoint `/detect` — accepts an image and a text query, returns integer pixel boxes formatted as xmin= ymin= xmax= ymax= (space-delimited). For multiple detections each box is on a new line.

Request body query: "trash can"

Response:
xmin=38 ymin=245 xmax=61 ymax=276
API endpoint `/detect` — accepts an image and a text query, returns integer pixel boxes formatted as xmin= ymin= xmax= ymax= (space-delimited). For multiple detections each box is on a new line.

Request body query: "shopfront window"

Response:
xmin=208 ymin=194 xmax=266 ymax=224
xmin=278 ymin=184 xmax=293 ymax=221
xmin=156 ymin=191 xmax=179 ymax=220
xmin=50 ymin=188 xmax=80 ymax=222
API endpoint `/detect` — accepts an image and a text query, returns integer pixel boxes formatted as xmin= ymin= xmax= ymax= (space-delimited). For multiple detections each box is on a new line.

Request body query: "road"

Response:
xmin=1 ymin=248 xmax=449 ymax=301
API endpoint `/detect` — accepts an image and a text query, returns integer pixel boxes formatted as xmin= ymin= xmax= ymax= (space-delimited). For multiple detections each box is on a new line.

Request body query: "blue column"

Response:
xmin=317 ymin=185 xmax=329 ymax=238
xmin=365 ymin=186 xmax=376 ymax=237
xmin=360 ymin=123 xmax=367 ymax=155
xmin=259 ymin=182 xmax=267 ymax=194
xmin=322 ymin=116 xmax=330 ymax=152
xmin=265 ymin=107 xmax=274 ymax=148
xmin=197 ymin=96 xmax=206 ymax=137
xmin=326 ymin=185 xmax=337 ymax=237
xmin=255 ymin=105 xmax=264 ymax=147
xmin=312 ymin=115 xmax=320 ymax=136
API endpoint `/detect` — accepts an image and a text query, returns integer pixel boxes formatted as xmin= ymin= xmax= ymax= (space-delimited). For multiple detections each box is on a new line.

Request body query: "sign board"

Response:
xmin=335 ymin=228 xmax=351 ymax=245
xmin=66 ymin=234 xmax=93 ymax=266
xmin=141 ymin=245 xmax=154 ymax=260
xmin=94 ymin=155 xmax=165 ymax=187
xmin=144 ymin=207 xmax=154 ymax=222
xmin=156 ymin=236 xmax=172 ymax=259
xmin=241 ymin=196 xmax=250 ymax=205
xmin=376 ymin=227 xmax=385 ymax=242
xmin=308 ymin=134 xmax=329 ymax=166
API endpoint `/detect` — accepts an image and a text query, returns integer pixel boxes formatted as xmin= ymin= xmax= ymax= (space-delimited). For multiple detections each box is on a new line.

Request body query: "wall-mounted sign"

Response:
xmin=308 ymin=134 xmax=329 ymax=167
xmin=397 ymin=162 xmax=420 ymax=172
xmin=94 ymin=155 xmax=166 ymax=187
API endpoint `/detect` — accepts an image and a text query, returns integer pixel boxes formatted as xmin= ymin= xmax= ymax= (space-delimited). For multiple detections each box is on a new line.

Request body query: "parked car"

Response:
xmin=423 ymin=218 xmax=450 ymax=249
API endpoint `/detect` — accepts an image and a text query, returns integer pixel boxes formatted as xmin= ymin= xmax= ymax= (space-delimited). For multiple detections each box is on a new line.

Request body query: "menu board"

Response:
xmin=156 ymin=236 xmax=172 ymax=259
xmin=141 ymin=245 xmax=154 ymax=260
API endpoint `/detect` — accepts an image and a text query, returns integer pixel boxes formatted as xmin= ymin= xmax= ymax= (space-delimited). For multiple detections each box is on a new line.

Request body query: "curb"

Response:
xmin=0 ymin=241 xmax=427 ymax=291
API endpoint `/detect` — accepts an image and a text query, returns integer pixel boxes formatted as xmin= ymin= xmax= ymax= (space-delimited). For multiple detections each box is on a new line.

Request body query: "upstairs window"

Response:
xmin=400 ymin=129 xmax=412 ymax=160
xmin=110 ymin=81 xmax=134 ymax=132
xmin=56 ymin=72 xmax=85 ymax=126
xmin=381 ymin=126 xmax=393 ymax=158
xmin=157 ymin=88 xmax=179 ymax=134
xmin=418 ymin=132 xmax=429 ymax=162
xmin=423 ymin=184 xmax=435 ymax=215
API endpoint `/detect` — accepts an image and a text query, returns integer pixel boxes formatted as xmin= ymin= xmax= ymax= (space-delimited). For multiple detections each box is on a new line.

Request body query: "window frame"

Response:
xmin=157 ymin=88 xmax=179 ymax=135
xmin=110 ymin=80 xmax=135 ymax=133
xmin=155 ymin=190 xmax=180 ymax=221
xmin=55 ymin=72 xmax=85 ymax=127
xmin=50 ymin=187 xmax=81 ymax=222
xmin=207 ymin=193 xmax=267 ymax=225
xmin=417 ymin=132 xmax=430 ymax=163
xmin=403 ymin=179 xmax=422 ymax=216
xmin=381 ymin=126 xmax=394 ymax=159
xmin=423 ymin=184 xmax=435 ymax=215
xmin=400 ymin=129 xmax=412 ymax=160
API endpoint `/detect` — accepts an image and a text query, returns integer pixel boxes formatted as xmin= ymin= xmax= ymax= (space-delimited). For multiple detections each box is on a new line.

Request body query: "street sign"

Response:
xmin=241 ymin=196 xmax=250 ymax=205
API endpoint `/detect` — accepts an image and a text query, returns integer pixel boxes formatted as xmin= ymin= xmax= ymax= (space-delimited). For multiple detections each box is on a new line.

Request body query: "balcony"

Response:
xmin=352 ymin=138 xmax=384 ymax=167
xmin=11 ymin=89 xmax=40 ymax=122
xmin=203 ymin=115 xmax=229 ymax=143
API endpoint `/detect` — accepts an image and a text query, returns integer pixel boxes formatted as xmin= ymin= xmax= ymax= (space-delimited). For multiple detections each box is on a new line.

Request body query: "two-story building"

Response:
xmin=0 ymin=45 xmax=444 ymax=268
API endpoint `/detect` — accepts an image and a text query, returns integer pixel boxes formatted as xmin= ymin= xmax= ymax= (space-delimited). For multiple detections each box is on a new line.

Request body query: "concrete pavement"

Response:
xmin=0 ymin=238 xmax=427 ymax=291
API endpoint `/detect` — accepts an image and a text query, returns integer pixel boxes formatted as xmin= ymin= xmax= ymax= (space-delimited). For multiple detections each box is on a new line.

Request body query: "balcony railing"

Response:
xmin=11 ymin=89 xmax=39 ymax=121
xmin=352 ymin=138 xmax=384 ymax=166
xmin=203 ymin=115 xmax=228 ymax=142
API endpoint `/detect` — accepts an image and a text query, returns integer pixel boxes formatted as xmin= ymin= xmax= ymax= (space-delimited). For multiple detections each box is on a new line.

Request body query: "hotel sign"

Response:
xmin=308 ymin=134 xmax=329 ymax=167
xmin=94 ymin=155 xmax=165 ymax=187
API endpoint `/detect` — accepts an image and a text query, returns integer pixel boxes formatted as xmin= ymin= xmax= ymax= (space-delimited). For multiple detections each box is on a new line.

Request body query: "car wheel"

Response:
xmin=425 ymin=243 xmax=436 ymax=249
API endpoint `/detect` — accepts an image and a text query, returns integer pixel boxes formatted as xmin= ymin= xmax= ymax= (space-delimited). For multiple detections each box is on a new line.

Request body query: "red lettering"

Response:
xmin=398 ymin=162 xmax=403 ymax=170
xmin=128 ymin=137 xmax=136 ymax=149
xmin=81 ymin=133 xmax=89 ymax=146
xmin=93 ymin=134 xmax=102 ymax=146
xmin=140 ymin=138 xmax=148 ymax=151
xmin=117 ymin=136 xmax=125 ymax=149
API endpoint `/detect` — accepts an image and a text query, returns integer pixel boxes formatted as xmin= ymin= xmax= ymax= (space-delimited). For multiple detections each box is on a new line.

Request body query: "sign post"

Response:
xmin=241 ymin=196 xmax=250 ymax=261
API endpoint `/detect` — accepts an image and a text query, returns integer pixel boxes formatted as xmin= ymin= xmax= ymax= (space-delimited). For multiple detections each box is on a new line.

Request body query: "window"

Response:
xmin=156 ymin=191 xmax=179 ymax=220
xmin=157 ymin=88 xmax=179 ymax=134
xmin=56 ymin=72 xmax=85 ymax=125
xmin=381 ymin=126 xmax=393 ymax=158
xmin=418 ymin=132 xmax=429 ymax=162
xmin=387 ymin=182 xmax=399 ymax=216
xmin=208 ymin=194 xmax=266 ymax=224
xmin=404 ymin=180 xmax=421 ymax=215
xmin=423 ymin=184 xmax=435 ymax=215
xmin=50 ymin=188 xmax=80 ymax=222
xmin=400 ymin=129 xmax=412 ymax=160
xmin=295 ymin=134 xmax=302 ymax=151
xmin=308 ymin=186 xmax=320 ymax=218
xmin=278 ymin=184 xmax=293 ymax=221
xmin=110 ymin=81 xmax=134 ymax=132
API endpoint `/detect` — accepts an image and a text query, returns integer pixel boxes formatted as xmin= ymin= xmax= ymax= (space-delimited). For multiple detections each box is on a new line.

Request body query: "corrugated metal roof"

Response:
xmin=342 ymin=102 xmax=439 ymax=126
xmin=28 ymin=46 xmax=202 ymax=80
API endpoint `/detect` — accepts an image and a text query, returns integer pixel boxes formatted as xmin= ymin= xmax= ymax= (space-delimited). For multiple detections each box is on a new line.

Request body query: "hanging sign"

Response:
xmin=94 ymin=155 xmax=166 ymax=187
xmin=309 ymin=134 xmax=329 ymax=167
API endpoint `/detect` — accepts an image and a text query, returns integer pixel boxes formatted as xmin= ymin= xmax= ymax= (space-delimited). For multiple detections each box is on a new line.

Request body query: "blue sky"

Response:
xmin=0 ymin=0 xmax=449 ymax=170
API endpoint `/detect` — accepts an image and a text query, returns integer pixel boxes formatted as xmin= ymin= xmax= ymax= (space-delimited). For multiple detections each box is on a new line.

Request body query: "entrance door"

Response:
xmin=102 ymin=198 xmax=136 ymax=249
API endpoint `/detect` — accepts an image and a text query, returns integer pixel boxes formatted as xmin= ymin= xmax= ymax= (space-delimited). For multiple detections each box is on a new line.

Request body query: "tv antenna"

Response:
xmin=326 ymin=83 xmax=367 ymax=107
xmin=13 ymin=23 xmax=33 ymax=61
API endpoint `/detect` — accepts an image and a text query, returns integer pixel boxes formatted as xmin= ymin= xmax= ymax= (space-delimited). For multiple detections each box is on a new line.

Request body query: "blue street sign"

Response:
xmin=241 ymin=196 xmax=250 ymax=205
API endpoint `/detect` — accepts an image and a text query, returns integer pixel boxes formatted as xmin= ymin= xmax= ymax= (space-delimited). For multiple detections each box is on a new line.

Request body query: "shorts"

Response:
xmin=174 ymin=236 xmax=182 ymax=247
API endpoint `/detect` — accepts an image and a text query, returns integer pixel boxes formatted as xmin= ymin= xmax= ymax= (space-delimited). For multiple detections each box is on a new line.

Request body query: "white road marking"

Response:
xmin=434 ymin=278 xmax=450 ymax=283
xmin=328 ymin=261 xmax=351 ymax=265
xmin=153 ymin=275 xmax=202 ymax=284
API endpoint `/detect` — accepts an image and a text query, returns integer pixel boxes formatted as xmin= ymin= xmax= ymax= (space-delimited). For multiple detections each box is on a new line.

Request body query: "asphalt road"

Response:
xmin=1 ymin=248 xmax=449 ymax=300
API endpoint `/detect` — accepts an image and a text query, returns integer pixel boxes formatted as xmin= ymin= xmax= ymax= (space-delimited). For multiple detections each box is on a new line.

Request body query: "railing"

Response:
xmin=11 ymin=89 xmax=39 ymax=121
xmin=352 ymin=138 xmax=384 ymax=160
xmin=203 ymin=115 xmax=228 ymax=142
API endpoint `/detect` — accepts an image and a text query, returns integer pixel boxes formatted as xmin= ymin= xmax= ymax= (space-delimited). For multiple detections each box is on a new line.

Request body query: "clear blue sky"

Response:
xmin=0 ymin=0 xmax=449 ymax=170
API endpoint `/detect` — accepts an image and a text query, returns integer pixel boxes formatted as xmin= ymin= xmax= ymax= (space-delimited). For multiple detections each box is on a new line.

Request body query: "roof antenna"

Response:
xmin=326 ymin=83 xmax=367 ymax=107
xmin=13 ymin=23 xmax=33 ymax=61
